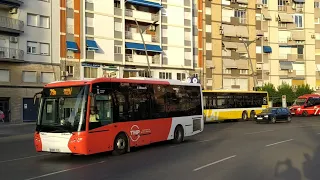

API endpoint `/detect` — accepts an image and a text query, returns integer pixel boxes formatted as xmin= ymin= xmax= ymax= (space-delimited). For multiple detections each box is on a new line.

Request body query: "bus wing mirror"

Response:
xmin=33 ymin=91 xmax=42 ymax=105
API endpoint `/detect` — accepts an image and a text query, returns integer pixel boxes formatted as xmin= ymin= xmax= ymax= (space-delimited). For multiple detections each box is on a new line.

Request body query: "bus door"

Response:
xmin=87 ymin=94 xmax=114 ymax=154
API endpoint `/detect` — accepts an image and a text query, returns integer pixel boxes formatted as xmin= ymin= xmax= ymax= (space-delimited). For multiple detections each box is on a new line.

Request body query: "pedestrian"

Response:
xmin=0 ymin=110 xmax=4 ymax=123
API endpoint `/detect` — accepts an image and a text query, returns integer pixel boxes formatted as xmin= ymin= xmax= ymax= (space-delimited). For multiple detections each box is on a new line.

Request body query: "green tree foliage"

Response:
xmin=295 ymin=84 xmax=314 ymax=97
xmin=259 ymin=83 xmax=277 ymax=102
xmin=277 ymin=83 xmax=295 ymax=103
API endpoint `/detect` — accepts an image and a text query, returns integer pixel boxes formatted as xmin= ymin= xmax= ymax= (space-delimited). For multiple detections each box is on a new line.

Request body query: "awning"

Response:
xmin=291 ymin=31 xmax=305 ymax=40
xmin=86 ymin=40 xmax=99 ymax=50
xmin=293 ymin=0 xmax=305 ymax=3
xmin=237 ymin=0 xmax=248 ymax=4
xmin=126 ymin=0 xmax=162 ymax=8
xmin=235 ymin=60 xmax=249 ymax=69
xmin=222 ymin=24 xmax=236 ymax=37
xmin=223 ymin=41 xmax=238 ymax=49
xmin=223 ymin=59 xmax=237 ymax=69
xmin=263 ymin=46 xmax=272 ymax=53
xmin=236 ymin=26 xmax=249 ymax=38
xmin=279 ymin=61 xmax=293 ymax=70
xmin=66 ymin=41 xmax=78 ymax=51
xmin=125 ymin=42 xmax=162 ymax=52
xmin=262 ymin=10 xmax=272 ymax=20
xmin=278 ymin=14 xmax=294 ymax=23
xmin=237 ymin=43 xmax=247 ymax=53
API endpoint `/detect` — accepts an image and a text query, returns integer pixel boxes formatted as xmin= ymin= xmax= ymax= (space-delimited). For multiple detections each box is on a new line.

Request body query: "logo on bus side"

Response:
xmin=130 ymin=125 xmax=141 ymax=142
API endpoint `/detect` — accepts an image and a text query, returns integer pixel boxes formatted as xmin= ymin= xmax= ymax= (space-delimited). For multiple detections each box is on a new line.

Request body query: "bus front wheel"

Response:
xmin=172 ymin=125 xmax=184 ymax=144
xmin=112 ymin=133 xmax=128 ymax=156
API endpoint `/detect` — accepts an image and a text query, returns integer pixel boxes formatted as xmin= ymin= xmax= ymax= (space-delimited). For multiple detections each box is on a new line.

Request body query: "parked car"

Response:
xmin=255 ymin=107 xmax=292 ymax=124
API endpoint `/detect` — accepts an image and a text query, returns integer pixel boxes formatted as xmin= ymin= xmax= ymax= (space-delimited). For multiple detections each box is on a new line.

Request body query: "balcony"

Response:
xmin=0 ymin=47 xmax=24 ymax=62
xmin=125 ymin=9 xmax=159 ymax=22
xmin=125 ymin=54 xmax=160 ymax=64
xmin=125 ymin=31 xmax=159 ymax=43
xmin=0 ymin=0 xmax=23 ymax=8
xmin=0 ymin=16 xmax=24 ymax=34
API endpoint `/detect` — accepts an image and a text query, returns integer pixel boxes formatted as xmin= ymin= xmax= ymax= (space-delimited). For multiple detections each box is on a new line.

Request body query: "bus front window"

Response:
xmin=36 ymin=86 xmax=88 ymax=133
xmin=293 ymin=98 xmax=307 ymax=106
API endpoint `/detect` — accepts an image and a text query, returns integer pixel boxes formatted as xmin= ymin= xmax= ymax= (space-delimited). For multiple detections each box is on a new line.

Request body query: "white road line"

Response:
xmin=265 ymin=139 xmax=294 ymax=147
xmin=169 ymin=139 xmax=212 ymax=148
xmin=24 ymin=161 xmax=106 ymax=180
xmin=245 ymin=130 xmax=274 ymax=135
xmin=0 ymin=154 xmax=50 ymax=163
xmin=317 ymin=133 xmax=320 ymax=135
xmin=193 ymin=155 xmax=236 ymax=172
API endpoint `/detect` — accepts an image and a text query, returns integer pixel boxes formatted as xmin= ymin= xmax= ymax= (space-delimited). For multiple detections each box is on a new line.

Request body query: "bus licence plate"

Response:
xmin=49 ymin=148 xmax=60 ymax=152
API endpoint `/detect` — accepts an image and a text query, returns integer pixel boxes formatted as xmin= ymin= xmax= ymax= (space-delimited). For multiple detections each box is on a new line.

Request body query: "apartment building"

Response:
xmin=256 ymin=0 xmax=316 ymax=89
xmin=315 ymin=1 xmax=320 ymax=90
xmin=75 ymin=0 xmax=195 ymax=80
xmin=0 ymin=0 xmax=60 ymax=123
xmin=201 ymin=0 xmax=257 ymax=90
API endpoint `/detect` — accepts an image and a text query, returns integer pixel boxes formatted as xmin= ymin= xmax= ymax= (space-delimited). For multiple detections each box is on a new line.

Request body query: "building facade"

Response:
xmin=71 ymin=0 xmax=196 ymax=80
xmin=256 ymin=0 xmax=316 ymax=89
xmin=314 ymin=1 xmax=320 ymax=90
xmin=0 ymin=0 xmax=60 ymax=123
xmin=201 ymin=0 xmax=257 ymax=90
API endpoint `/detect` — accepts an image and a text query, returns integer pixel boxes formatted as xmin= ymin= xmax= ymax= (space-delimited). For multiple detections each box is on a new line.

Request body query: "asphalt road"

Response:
xmin=1 ymin=118 xmax=320 ymax=180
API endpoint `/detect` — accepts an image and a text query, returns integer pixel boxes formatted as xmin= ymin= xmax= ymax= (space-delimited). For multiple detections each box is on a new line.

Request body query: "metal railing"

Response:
xmin=0 ymin=16 xmax=24 ymax=31
xmin=0 ymin=47 xmax=24 ymax=60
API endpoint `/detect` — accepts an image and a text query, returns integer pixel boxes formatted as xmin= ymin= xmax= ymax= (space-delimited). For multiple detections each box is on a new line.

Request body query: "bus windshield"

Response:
xmin=36 ymin=85 xmax=89 ymax=133
xmin=293 ymin=98 xmax=306 ymax=106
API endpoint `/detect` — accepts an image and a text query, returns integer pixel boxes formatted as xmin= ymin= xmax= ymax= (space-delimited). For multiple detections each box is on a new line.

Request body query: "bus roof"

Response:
xmin=202 ymin=89 xmax=268 ymax=93
xmin=44 ymin=77 xmax=201 ymax=88
xmin=298 ymin=94 xmax=320 ymax=98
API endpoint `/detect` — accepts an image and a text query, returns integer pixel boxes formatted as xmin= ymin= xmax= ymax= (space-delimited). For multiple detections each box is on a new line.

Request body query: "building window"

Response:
xmin=66 ymin=18 xmax=74 ymax=34
xmin=278 ymin=0 xmax=286 ymax=11
xmin=41 ymin=72 xmax=54 ymax=83
xmin=23 ymin=71 xmax=37 ymax=83
xmin=315 ymin=18 xmax=320 ymax=24
xmin=114 ymin=22 xmax=122 ymax=32
xmin=297 ymin=45 xmax=304 ymax=55
xmin=0 ymin=69 xmax=9 ymax=82
xmin=27 ymin=13 xmax=50 ymax=28
xmin=315 ymin=2 xmax=320 ymax=8
xmin=85 ymin=17 xmax=94 ymax=27
xmin=27 ymin=42 xmax=37 ymax=54
xmin=114 ymin=0 xmax=121 ymax=8
xmin=224 ymin=69 xmax=231 ymax=74
xmin=294 ymin=15 xmax=303 ymax=28
xmin=27 ymin=14 xmax=37 ymax=26
xmin=316 ymin=33 xmax=320 ymax=40
xmin=262 ymin=0 xmax=267 ymax=5
xmin=114 ymin=46 xmax=121 ymax=54
xmin=159 ymin=72 xmax=172 ymax=79
xmin=67 ymin=66 xmax=74 ymax=76
xmin=84 ymin=67 xmax=97 ymax=78
xmin=278 ymin=22 xmax=287 ymax=28
xmin=177 ymin=73 xmax=186 ymax=81
xmin=40 ymin=43 xmax=50 ymax=55
xmin=138 ymin=71 xmax=151 ymax=77
xmin=240 ymin=69 xmax=248 ymax=74
xmin=66 ymin=0 xmax=74 ymax=8
xmin=234 ymin=10 xmax=246 ymax=24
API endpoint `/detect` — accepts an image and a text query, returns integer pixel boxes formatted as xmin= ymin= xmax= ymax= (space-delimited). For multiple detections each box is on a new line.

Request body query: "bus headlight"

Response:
xmin=70 ymin=137 xmax=83 ymax=143
xmin=254 ymin=115 xmax=257 ymax=118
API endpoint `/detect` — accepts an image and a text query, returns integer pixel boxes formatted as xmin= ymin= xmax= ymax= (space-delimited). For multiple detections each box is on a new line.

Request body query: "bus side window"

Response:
xmin=130 ymin=84 xmax=152 ymax=120
xmin=152 ymin=84 xmax=166 ymax=119
xmin=95 ymin=95 xmax=113 ymax=125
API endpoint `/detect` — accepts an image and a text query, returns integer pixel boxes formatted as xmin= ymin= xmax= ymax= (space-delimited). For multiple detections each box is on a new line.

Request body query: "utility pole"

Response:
xmin=240 ymin=37 xmax=257 ymax=90
xmin=63 ymin=0 xmax=68 ymax=81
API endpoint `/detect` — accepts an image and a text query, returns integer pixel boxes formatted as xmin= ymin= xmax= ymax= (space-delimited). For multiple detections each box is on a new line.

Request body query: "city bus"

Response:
xmin=203 ymin=90 xmax=269 ymax=122
xmin=33 ymin=77 xmax=203 ymax=155
xmin=290 ymin=94 xmax=320 ymax=116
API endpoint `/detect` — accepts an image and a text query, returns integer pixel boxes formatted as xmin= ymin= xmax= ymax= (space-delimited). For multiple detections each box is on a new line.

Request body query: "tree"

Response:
xmin=295 ymin=84 xmax=314 ymax=98
xmin=277 ymin=83 xmax=295 ymax=103
xmin=259 ymin=83 xmax=278 ymax=102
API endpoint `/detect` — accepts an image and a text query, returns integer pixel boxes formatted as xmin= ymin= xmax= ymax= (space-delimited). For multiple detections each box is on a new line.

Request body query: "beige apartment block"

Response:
xmin=256 ymin=0 xmax=316 ymax=89
xmin=201 ymin=0 xmax=257 ymax=90
xmin=314 ymin=0 xmax=320 ymax=90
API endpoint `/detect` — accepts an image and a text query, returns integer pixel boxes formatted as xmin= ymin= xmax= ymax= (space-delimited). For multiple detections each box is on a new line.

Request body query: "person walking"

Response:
xmin=0 ymin=110 xmax=4 ymax=123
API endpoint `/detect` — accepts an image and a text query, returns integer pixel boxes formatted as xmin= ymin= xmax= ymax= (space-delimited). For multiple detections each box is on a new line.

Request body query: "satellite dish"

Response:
xmin=192 ymin=78 xmax=198 ymax=83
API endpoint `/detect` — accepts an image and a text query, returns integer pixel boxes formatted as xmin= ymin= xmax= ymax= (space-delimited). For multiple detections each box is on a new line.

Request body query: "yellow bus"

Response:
xmin=203 ymin=90 xmax=269 ymax=122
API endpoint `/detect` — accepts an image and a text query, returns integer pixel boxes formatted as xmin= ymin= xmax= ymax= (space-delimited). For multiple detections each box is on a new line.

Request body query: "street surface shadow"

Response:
xmin=274 ymin=158 xmax=301 ymax=180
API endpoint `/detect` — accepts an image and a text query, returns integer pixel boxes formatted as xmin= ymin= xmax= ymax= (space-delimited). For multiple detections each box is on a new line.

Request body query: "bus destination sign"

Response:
xmin=44 ymin=86 xmax=83 ymax=97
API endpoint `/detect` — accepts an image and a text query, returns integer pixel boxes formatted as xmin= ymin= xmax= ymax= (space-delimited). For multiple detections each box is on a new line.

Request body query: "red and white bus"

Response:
xmin=290 ymin=94 xmax=320 ymax=116
xmin=33 ymin=77 xmax=203 ymax=155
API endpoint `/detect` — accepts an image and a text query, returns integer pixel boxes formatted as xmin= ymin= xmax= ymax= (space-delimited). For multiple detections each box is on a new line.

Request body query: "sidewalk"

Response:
xmin=0 ymin=122 xmax=36 ymax=127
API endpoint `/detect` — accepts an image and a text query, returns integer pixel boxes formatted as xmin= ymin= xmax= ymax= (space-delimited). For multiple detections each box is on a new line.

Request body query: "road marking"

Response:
xmin=193 ymin=155 xmax=236 ymax=172
xmin=245 ymin=130 xmax=274 ymax=135
xmin=265 ymin=139 xmax=294 ymax=147
xmin=0 ymin=154 xmax=50 ymax=163
xmin=24 ymin=161 xmax=106 ymax=180
xmin=169 ymin=139 xmax=212 ymax=148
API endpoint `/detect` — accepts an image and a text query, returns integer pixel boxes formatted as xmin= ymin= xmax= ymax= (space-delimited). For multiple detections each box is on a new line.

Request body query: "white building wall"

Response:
xmin=19 ymin=0 xmax=58 ymax=64
xmin=93 ymin=15 xmax=114 ymax=38
xmin=94 ymin=39 xmax=115 ymax=61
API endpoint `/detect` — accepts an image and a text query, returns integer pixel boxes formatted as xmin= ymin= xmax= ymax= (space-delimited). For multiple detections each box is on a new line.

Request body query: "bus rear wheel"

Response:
xmin=302 ymin=111 xmax=309 ymax=117
xmin=172 ymin=125 xmax=184 ymax=144
xmin=250 ymin=111 xmax=256 ymax=121
xmin=112 ymin=133 xmax=128 ymax=156
xmin=242 ymin=111 xmax=248 ymax=121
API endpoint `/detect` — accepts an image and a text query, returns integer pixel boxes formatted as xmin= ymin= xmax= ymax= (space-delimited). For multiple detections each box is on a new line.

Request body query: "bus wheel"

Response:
xmin=302 ymin=111 xmax=309 ymax=117
xmin=172 ymin=125 xmax=184 ymax=144
xmin=112 ymin=133 xmax=128 ymax=156
xmin=242 ymin=111 xmax=248 ymax=121
xmin=250 ymin=111 xmax=256 ymax=121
